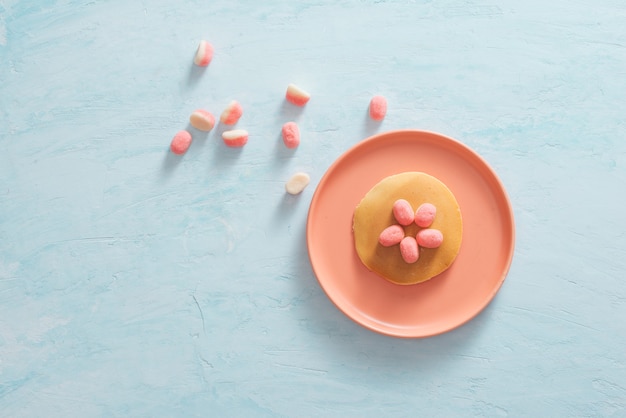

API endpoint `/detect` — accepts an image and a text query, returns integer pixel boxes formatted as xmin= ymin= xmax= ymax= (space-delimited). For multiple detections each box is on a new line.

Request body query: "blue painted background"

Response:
xmin=1 ymin=0 xmax=625 ymax=416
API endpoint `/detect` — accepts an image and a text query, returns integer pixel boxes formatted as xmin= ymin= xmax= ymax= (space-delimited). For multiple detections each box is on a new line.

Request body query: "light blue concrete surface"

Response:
xmin=1 ymin=0 xmax=625 ymax=416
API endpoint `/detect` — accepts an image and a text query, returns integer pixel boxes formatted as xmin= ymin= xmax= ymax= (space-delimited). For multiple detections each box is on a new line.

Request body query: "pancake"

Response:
xmin=353 ymin=172 xmax=463 ymax=285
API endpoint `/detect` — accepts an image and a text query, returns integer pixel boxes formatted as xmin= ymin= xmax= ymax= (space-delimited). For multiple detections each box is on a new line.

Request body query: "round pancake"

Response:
xmin=353 ymin=172 xmax=463 ymax=285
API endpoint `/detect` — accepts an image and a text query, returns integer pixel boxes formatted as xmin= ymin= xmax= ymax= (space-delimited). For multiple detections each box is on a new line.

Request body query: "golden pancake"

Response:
xmin=353 ymin=172 xmax=462 ymax=285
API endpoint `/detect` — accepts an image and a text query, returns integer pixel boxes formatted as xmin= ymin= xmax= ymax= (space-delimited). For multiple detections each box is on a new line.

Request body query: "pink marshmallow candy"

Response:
xmin=285 ymin=83 xmax=310 ymax=106
xmin=170 ymin=130 xmax=192 ymax=155
xmin=400 ymin=236 xmax=419 ymax=263
xmin=416 ymin=229 xmax=444 ymax=249
xmin=379 ymin=225 xmax=404 ymax=247
xmin=415 ymin=203 xmax=437 ymax=228
xmin=193 ymin=40 xmax=214 ymax=67
xmin=222 ymin=129 xmax=248 ymax=147
xmin=369 ymin=95 xmax=387 ymax=121
xmin=392 ymin=199 xmax=414 ymax=226
xmin=220 ymin=100 xmax=243 ymax=125
xmin=189 ymin=109 xmax=215 ymax=131
xmin=282 ymin=122 xmax=300 ymax=149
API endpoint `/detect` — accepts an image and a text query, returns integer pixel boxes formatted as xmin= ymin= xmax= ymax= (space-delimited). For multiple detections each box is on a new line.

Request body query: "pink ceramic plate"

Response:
xmin=306 ymin=130 xmax=515 ymax=338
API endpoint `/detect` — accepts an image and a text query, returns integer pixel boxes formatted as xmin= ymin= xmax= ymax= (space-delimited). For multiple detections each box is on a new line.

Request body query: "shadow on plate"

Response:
xmin=287 ymin=218 xmax=496 ymax=370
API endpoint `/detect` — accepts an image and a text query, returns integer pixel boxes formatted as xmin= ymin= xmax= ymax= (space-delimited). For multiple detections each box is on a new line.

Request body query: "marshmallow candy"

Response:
xmin=285 ymin=172 xmax=310 ymax=195
xmin=400 ymin=236 xmax=419 ymax=264
xmin=378 ymin=225 xmax=404 ymax=247
xmin=416 ymin=229 xmax=444 ymax=249
xmin=369 ymin=95 xmax=387 ymax=121
xmin=281 ymin=122 xmax=300 ymax=149
xmin=170 ymin=130 xmax=192 ymax=155
xmin=285 ymin=84 xmax=310 ymax=106
xmin=221 ymin=129 xmax=248 ymax=147
xmin=392 ymin=199 xmax=414 ymax=226
xmin=193 ymin=40 xmax=214 ymax=67
xmin=220 ymin=100 xmax=243 ymax=125
xmin=415 ymin=203 xmax=437 ymax=228
xmin=189 ymin=109 xmax=215 ymax=131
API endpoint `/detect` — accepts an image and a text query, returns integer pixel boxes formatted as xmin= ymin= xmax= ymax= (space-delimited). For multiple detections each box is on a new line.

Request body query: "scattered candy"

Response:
xmin=285 ymin=83 xmax=310 ymax=106
xmin=400 ymin=236 xmax=419 ymax=263
xmin=282 ymin=122 xmax=300 ymax=149
xmin=285 ymin=172 xmax=310 ymax=195
xmin=392 ymin=199 xmax=414 ymax=226
xmin=415 ymin=203 xmax=437 ymax=228
xmin=189 ymin=109 xmax=215 ymax=131
xmin=369 ymin=95 xmax=387 ymax=121
xmin=220 ymin=100 xmax=243 ymax=125
xmin=170 ymin=130 xmax=192 ymax=155
xmin=417 ymin=229 xmax=444 ymax=249
xmin=222 ymin=129 xmax=248 ymax=147
xmin=378 ymin=225 xmax=404 ymax=247
xmin=193 ymin=40 xmax=214 ymax=67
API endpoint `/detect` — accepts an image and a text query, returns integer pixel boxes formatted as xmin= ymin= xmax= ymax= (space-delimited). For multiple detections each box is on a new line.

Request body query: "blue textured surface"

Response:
xmin=2 ymin=1 xmax=626 ymax=416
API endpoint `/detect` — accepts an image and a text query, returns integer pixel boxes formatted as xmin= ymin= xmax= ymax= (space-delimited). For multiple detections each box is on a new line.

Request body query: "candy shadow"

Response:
xmin=278 ymin=100 xmax=306 ymax=122
xmin=187 ymin=123 xmax=210 ymax=145
xmin=210 ymin=122 xmax=244 ymax=168
xmin=361 ymin=108 xmax=382 ymax=139
xmin=186 ymin=62 xmax=206 ymax=88
xmin=213 ymin=121 xmax=230 ymax=138
xmin=271 ymin=191 xmax=304 ymax=228
xmin=273 ymin=132 xmax=297 ymax=165
xmin=160 ymin=147 xmax=183 ymax=180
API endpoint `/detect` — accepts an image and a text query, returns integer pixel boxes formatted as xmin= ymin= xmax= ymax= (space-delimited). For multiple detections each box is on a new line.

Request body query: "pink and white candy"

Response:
xmin=193 ymin=40 xmax=214 ymax=67
xmin=222 ymin=129 xmax=248 ymax=147
xmin=220 ymin=100 xmax=243 ymax=125
xmin=189 ymin=109 xmax=215 ymax=131
xmin=285 ymin=83 xmax=310 ymax=106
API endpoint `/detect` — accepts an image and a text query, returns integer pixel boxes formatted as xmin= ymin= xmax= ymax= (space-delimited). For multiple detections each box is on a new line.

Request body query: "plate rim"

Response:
xmin=306 ymin=129 xmax=516 ymax=338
